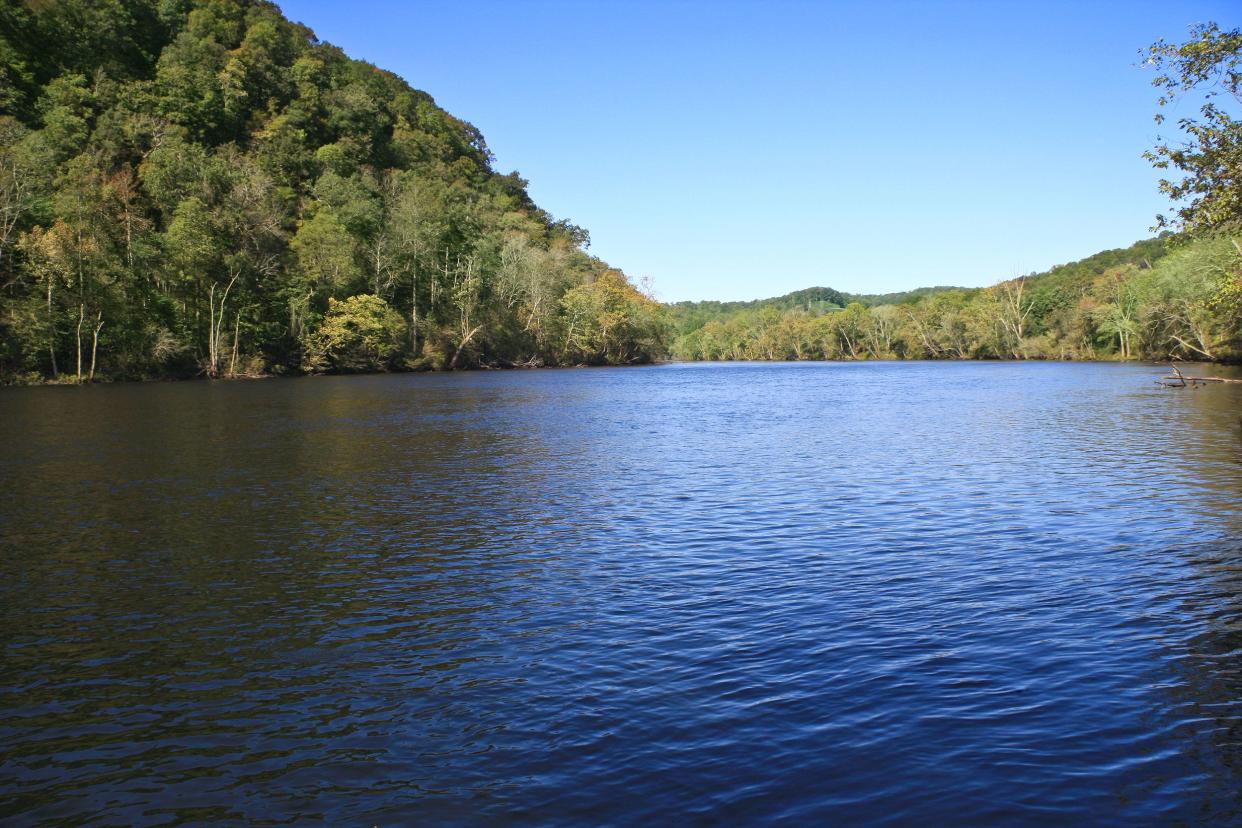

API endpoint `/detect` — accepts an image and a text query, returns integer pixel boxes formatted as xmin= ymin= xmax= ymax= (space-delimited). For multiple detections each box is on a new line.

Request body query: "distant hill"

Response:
xmin=666 ymin=285 xmax=972 ymax=334
xmin=668 ymin=238 xmax=1171 ymax=335
xmin=845 ymin=286 xmax=969 ymax=306
xmin=667 ymin=235 xmax=1242 ymax=363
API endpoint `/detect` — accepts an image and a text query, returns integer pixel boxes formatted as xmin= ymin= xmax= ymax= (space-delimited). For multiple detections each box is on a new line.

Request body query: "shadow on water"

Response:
xmin=0 ymin=376 xmax=571 ymax=822
xmin=1142 ymin=376 xmax=1242 ymax=825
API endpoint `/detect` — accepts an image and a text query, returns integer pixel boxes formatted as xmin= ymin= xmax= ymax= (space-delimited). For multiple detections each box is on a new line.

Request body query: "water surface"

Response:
xmin=2 ymin=362 xmax=1241 ymax=825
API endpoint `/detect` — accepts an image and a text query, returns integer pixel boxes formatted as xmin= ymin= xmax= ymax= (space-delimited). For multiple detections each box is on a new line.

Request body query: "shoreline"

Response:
xmin=5 ymin=357 xmax=1238 ymax=388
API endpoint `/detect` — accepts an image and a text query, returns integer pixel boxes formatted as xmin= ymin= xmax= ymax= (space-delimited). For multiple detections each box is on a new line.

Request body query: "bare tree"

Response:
xmin=996 ymin=276 xmax=1034 ymax=358
xmin=206 ymin=272 xmax=239 ymax=377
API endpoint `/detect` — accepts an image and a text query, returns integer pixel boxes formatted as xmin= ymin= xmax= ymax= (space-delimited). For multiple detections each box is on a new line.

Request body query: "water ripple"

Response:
xmin=1 ymin=362 xmax=1241 ymax=825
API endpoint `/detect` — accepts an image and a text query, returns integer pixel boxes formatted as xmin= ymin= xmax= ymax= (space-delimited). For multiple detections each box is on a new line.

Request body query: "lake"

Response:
xmin=2 ymin=361 xmax=1241 ymax=825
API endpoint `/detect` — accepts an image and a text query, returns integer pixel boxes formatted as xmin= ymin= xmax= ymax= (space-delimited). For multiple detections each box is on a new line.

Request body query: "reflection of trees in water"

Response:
xmin=1153 ymin=379 xmax=1242 ymax=820
xmin=1172 ymin=375 xmax=1242 ymax=528
xmin=0 ymin=376 xmax=569 ymax=820
xmin=1157 ymin=540 xmax=1242 ymax=822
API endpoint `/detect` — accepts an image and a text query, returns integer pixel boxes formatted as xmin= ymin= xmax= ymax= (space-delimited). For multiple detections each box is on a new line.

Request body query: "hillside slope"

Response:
xmin=0 ymin=0 xmax=668 ymax=381
xmin=671 ymin=236 xmax=1242 ymax=362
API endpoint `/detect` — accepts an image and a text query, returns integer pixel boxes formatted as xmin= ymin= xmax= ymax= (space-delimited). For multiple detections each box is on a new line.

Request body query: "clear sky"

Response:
xmin=277 ymin=0 xmax=1233 ymax=302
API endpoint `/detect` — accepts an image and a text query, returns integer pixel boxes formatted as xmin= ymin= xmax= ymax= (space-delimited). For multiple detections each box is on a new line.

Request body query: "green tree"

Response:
xmin=1145 ymin=23 xmax=1242 ymax=234
xmin=303 ymin=293 xmax=406 ymax=373
xmin=291 ymin=209 xmax=361 ymax=299
xmin=561 ymin=271 xmax=669 ymax=365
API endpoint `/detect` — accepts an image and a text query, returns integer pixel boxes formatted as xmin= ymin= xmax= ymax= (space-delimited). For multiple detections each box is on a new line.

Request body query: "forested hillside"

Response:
xmin=1 ymin=5 xmax=1239 ymax=382
xmin=672 ymin=22 xmax=1242 ymax=365
xmin=666 ymin=285 xmax=975 ymax=338
xmin=672 ymin=236 xmax=1242 ymax=362
xmin=0 ymin=0 xmax=669 ymax=382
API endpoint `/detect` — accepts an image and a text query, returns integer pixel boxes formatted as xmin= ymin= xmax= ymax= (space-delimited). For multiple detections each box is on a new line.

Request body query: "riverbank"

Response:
xmin=7 ymin=357 xmax=1241 ymax=388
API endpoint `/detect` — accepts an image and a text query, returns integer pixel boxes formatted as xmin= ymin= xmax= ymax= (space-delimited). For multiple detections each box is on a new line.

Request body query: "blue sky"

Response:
xmin=278 ymin=0 xmax=1234 ymax=301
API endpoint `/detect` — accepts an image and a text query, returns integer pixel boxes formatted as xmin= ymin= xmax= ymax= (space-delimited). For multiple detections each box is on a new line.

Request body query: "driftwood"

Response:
xmin=1157 ymin=362 xmax=1242 ymax=387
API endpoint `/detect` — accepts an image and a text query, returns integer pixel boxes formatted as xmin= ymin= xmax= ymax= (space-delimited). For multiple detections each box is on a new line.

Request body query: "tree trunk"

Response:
xmin=88 ymin=313 xmax=102 ymax=381
xmin=207 ymin=282 xmax=217 ymax=377
xmin=75 ymin=303 xmax=84 ymax=383
xmin=230 ymin=311 xmax=240 ymax=377
xmin=207 ymin=275 xmax=238 ymax=377
xmin=410 ymin=260 xmax=420 ymax=353
xmin=450 ymin=324 xmax=484 ymax=370
xmin=46 ymin=275 xmax=57 ymax=377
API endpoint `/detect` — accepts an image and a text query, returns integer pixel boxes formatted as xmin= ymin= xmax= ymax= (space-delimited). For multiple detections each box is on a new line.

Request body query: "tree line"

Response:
xmin=0 ymin=0 xmax=669 ymax=383
xmin=671 ymin=236 xmax=1242 ymax=363
xmin=0 ymin=6 xmax=1238 ymax=382
xmin=672 ymin=21 xmax=1242 ymax=366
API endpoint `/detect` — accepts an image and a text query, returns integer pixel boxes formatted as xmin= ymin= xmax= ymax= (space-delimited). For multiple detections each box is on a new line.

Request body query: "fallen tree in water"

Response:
xmin=1158 ymin=363 xmax=1242 ymax=387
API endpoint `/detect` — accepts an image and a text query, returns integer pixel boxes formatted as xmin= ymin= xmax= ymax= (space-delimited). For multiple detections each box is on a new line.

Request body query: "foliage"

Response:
xmin=3 ymin=6 xmax=1239 ymax=381
xmin=303 ymin=294 xmax=405 ymax=373
xmin=671 ymin=237 xmax=1242 ymax=363
xmin=1144 ymin=23 xmax=1242 ymax=235
xmin=0 ymin=0 xmax=664 ymax=382
xmin=561 ymin=272 xmax=669 ymax=365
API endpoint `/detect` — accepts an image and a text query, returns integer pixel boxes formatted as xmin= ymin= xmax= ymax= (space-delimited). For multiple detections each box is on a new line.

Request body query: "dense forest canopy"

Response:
xmin=0 ymin=0 xmax=669 ymax=382
xmin=668 ymin=235 xmax=1242 ymax=363
xmin=0 ymin=5 xmax=1239 ymax=382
